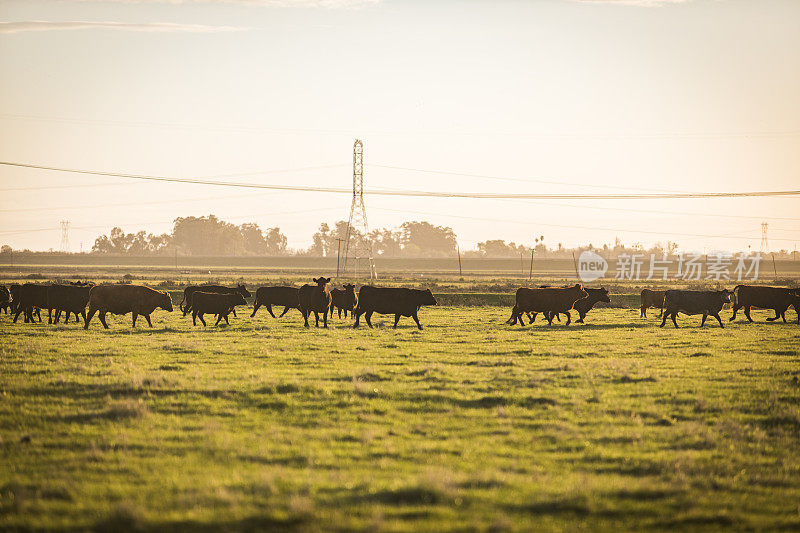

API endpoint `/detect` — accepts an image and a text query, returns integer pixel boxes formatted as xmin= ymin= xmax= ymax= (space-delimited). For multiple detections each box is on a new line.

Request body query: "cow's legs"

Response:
xmin=393 ymin=314 xmax=401 ymax=328
xmin=411 ymin=311 xmax=423 ymax=330
xmin=198 ymin=313 xmax=207 ymax=327
xmin=546 ymin=311 xmax=554 ymax=326
xmin=564 ymin=311 xmax=571 ymax=326
xmin=84 ymin=307 xmax=96 ymax=329
xmin=250 ymin=301 xmax=261 ymax=317
xmin=313 ymin=311 xmax=320 ymax=327
xmin=35 ymin=308 xmax=41 ymax=322
xmin=657 ymin=307 xmax=664 ymax=318
xmin=640 ymin=306 xmax=646 ymax=318
xmin=323 ymin=310 xmax=328 ymax=328
xmin=353 ymin=311 xmax=362 ymax=328
xmin=659 ymin=312 xmax=667 ymax=328
xmin=700 ymin=313 xmax=707 ymax=327
xmin=48 ymin=307 xmax=53 ymax=324
xmin=766 ymin=308 xmax=780 ymax=322
xmin=279 ymin=306 xmax=291 ymax=317
xmin=132 ymin=313 xmax=138 ymax=327
xmin=302 ymin=309 xmax=310 ymax=328
xmin=99 ymin=311 xmax=109 ymax=329
xmin=231 ymin=308 xmax=237 ymax=318
xmin=671 ymin=312 xmax=679 ymax=329
xmin=267 ymin=304 xmax=279 ymax=318
xmin=338 ymin=308 xmax=343 ymax=319
xmin=713 ymin=313 xmax=724 ymax=328
xmin=576 ymin=311 xmax=586 ymax=324
xmin=365 ymin=311 xmax=374 ymax=328
xmin=730 ymin=304 xmax=740 ymax=321
xmin=13 ymin=306 xmax=23 ymax=323
xmin=528 ymin=312 xmax=537 ymax=325
xmin=744 ymin=306 xmax=754 ymax=322
xmin=215 ymin=313 xmax=223 ymax=326
xmin=144 ymin=314 xmax=153 ymax=328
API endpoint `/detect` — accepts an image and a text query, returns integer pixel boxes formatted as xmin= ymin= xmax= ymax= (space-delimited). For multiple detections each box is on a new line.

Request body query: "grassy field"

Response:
xmin=2 ymin=300 xmax=800 ymax=531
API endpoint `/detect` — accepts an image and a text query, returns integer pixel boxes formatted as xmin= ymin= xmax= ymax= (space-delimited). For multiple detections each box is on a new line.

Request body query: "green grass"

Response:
xmin=1 ymin=305 xmax=800 ymax=531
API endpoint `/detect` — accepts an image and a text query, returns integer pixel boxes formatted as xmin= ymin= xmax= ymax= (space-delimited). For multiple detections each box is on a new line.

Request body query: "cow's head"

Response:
xmin=231 ymin=293 xmax=247 ymax=306
xmin=572 ymin=283 xmax=589 ymax=299
xmin=236 ymin=284 xmax=251 ymax=298
xmin=421 ymin=288 xmax=437 ymax=306
xmin=718 ymin=289 xmax=732 ymax=304
xmin=160 ymin=291 xmax=174 ymax=312
xmin=343 ymin=283 xmax=356 ymax=294
xmin=789 ymin=288 xmax=800 ymax=304
xmin=312 ymin=277 xmax=331 ymax=290
xmin=595 ymin=287 xmax=611 ymax=303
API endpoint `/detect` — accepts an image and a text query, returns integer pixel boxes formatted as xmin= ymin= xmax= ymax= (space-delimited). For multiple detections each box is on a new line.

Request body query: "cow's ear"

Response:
xmin=325 ymin=277 xmax=331 ymax=283
xmin=312 ymin=277 xmax=319 ymax=283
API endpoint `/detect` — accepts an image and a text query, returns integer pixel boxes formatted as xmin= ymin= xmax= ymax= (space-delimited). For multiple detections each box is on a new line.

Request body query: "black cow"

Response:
xmin=660 ymin=289 xmax=732 ymax=328
xmin=528 ymin=287 xmax=611 ymax=324
xmin=12 ymin=283 xmax=48 ymax=323
xmin=331 ymin=284 xmax=358 ymax=319
xmin=250 ymin=286 xmax=300 ymax=318
xmin=298 ymin=277 xmax=332 ymax=328
xmin=192 ymin=291 xmax=247 ymax=326
xmin=180 ymin=284 xmax=250 ymax=317
xmin=353 ymin=286 xmax=437 ymax=330
xmin=506 ymin=284 xmax=588 ymax=326
xmin=47 ymin=284 xmax=92 ymax=324
xmin=730 ymin=285 xmax=800 ymax=324
xmin=0 ymin=285 xmax=9 ymax=314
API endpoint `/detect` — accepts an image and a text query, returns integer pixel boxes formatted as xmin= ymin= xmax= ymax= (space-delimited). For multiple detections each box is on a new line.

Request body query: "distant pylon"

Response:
xmin=760 ymin=222 xmax=769 ymax=253
xmin=60 ymin=220 xmax=70 ymax=252
xmin=342 ymin=140 xmax=377 ymax=280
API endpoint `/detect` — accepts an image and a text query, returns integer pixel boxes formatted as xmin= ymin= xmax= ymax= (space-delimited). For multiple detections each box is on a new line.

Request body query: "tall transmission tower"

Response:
xmin=342 ymin=140 xmax=377 ymax=280
xmin=60 ymin=220 xmax=70 ymax=253
xmin=760 ymin=221 xmax=769 ymax=253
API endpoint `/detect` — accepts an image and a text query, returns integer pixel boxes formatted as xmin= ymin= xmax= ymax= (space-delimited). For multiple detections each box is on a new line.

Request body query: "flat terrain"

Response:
xmin=1 ymin=303 xmax=799 ymax=531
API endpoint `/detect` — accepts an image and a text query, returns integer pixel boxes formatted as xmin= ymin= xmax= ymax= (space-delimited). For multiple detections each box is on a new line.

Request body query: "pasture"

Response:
xmin=2 ymin=294 xmax=800 ymax=531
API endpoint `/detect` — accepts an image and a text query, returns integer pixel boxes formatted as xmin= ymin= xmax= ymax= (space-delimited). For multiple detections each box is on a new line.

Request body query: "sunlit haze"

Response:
xmin=1 ymin=0 xmax=798 ymax=254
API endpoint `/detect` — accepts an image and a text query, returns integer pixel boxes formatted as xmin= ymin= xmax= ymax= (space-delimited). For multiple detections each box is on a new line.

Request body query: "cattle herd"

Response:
xmin=0 ymin=278 xmax=798 ymax=331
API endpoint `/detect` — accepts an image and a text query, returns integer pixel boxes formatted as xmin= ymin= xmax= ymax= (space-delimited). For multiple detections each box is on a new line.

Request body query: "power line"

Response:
xmin=373 ymin=164 xmax=690 ymax=194
xmin=2 ymin=161 xmax=799 ymax=200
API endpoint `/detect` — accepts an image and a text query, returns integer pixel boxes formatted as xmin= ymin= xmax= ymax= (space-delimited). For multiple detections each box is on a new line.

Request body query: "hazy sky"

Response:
xmin=1 ymin=0 xmax=798 ymax=254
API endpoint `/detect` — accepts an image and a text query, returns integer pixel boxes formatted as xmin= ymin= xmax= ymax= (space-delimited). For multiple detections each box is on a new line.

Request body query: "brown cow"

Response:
xmin=330 ymin=284 xmax=358 ymax=319
xmin=298 ymin=277 xmax=332 ymax=328
xmin=730 ymin=285 xmax=800 ymax=324
xmin=353 ymin=286 xmax=437 ymax=330
xmin=506 ymin=284 xmax=588 ymax=326
xmin=192 ymin=291 xmax=247 ymax=326
xmin=84 ymin=284 xmax=173 ymax=329
xmin=660 ymin=289 xmax=731 ymax=328
xmin=250 ymin=286 xmax=300 ymax=318
xmin=12 ymin=283 xmax=48 ymax=324
xmin=640 ymin=289 xmax=666 ymax=318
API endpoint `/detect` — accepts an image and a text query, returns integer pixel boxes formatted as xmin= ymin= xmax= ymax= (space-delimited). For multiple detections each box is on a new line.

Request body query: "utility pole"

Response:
xmin=342 ymin=140 xmax=377 ymax=280
xmin=457 ymin=244 xmax=463 ymax=278
xmin=529 ymin=249 xmax=534 ymax=282
xmin=335 ymin=238 xmax=345 ymax=278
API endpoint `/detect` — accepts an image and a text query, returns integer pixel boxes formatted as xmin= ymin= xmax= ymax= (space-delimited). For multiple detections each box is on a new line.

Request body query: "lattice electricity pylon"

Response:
xmin=760 ymin=222 xmax=769 ymax=253
xmin=59 ymin=220 xmax=70 ymax=253
xmin=342 ymin=140 xmax=377 ymax=280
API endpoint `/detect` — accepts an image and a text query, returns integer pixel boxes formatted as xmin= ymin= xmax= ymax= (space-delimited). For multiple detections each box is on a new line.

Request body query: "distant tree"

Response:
xmin=399 ymin=221 xmax=457 ymax=257
xmin=263 ymin=227 xmax=288 ymax=256
xmin=0 ymin=245 xmax=12 ymax=255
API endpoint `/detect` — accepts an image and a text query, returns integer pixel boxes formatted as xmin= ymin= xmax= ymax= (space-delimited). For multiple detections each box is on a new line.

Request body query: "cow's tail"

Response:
xmin=505 ymin=304 xmax=519 ymax=325
xmin=178 ymin=290 xmax=188 ymax=312
xmin=730 ymin=284 xmax=745 ymax=308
